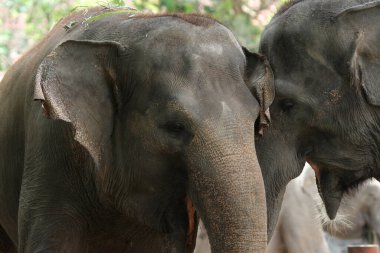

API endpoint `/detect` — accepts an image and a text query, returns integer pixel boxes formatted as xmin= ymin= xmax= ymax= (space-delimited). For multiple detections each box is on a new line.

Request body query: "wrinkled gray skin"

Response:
xmin=257 ymin=0 xmax=380 ymax=239
xmin=0 ymin=7 xmax=273 ymax=253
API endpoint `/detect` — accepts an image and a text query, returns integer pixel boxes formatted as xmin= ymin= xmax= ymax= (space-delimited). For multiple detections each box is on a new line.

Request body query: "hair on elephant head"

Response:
xmin=0 ymin=7 xmax=274 ymax=253
xmin=256 ymin=0 xmax=380 ymax=239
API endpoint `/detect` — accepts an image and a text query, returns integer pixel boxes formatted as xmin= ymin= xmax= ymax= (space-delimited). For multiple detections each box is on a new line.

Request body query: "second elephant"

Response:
xmin=256 ymin=0 xmax=380 ymax=238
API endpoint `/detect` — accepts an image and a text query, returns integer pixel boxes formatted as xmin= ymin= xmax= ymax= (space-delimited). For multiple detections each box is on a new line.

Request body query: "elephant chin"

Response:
xmin=308 ymin=160 xmax=343 ymax=220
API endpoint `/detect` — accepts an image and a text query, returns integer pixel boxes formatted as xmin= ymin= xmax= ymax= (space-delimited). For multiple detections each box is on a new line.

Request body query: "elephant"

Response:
xmin=0 ymin=6 xmax=274 ymax=253
xmin=255 ymin=0 xmax=380 ymax=238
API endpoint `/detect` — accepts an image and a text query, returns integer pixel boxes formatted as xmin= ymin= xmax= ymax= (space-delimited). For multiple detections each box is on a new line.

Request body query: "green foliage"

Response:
xmin=0 ymin=0 xmax=279 ymax=72
xmin=132 ymin=0 xmax=160 ymax=12
xmin=0 ymin=31 xmax=11 ymax=71
xmin=201 ymin=0 xmax=261 ymax=50
xmin=112 ymin=0 xmax=126 ymax=6
xmin=129 ymin=0 xmax=266 ymax=50
xmin=86 ymin=9 xmax=138 ymax=23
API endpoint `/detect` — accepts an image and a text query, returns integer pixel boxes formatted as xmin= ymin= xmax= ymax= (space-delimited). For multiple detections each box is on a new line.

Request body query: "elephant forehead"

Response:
xmin=148 ymin=68 xmax=246 ymax=103
xmin=148 ymin=42 xmax=242 ymax=68
xmin=135 ymin=48 xmax=244 ymax=90
xmin=143 ymin=76 xmax=256 ymax=122
xmin=197 ymin=43 xmax=224 ymax=56
xmin=133 ymin=24 xmax=245 ymax=70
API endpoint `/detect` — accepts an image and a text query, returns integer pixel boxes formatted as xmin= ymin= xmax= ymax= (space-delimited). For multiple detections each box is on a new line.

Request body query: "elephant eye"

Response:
xmin=164 ymin=122 xmax=186 ymax=134
xmin=161 ymin=121 xmax=194 ymax=144
xmin=279 ymin=99 xmax=295 ymax=113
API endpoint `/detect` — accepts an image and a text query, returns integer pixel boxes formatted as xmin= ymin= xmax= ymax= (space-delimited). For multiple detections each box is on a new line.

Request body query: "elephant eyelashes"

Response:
xmin=164 ymin=122 xmax=185 ymax=133
xmin=161 ymin=121 xmax=194 ymax=143
xmin=279 ymin=99 xmax=295 ymax=113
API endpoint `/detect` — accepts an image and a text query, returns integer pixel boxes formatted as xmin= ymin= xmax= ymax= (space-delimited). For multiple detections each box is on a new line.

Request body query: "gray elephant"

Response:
xmin=255 ymin=0 xmax=380 ymax=238
xmin=0 ymin=7 xmax=273 ymax=253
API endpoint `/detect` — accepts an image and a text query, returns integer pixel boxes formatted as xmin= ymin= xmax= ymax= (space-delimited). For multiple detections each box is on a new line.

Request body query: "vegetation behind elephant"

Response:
xmin=256 ymin=0 xmax=380 ymax=238
xmin=267 ymin=164 xmax=380 ymax=253
xmin=0 ymin=7 xmax=274 ymax=253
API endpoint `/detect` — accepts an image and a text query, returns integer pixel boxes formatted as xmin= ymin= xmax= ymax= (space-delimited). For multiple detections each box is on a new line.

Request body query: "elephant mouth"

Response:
xmin=306 ymin=159 xmax=366 ymax=220
xmin=306 ymin=157 xmax=372 ymax=187
xmin=306 ymin=158 xmax=343 ymax=219
xmin=307 ymin=159 xmax=321 ymax=181
xmin=185 ymin=196 xmax=197 ymax=252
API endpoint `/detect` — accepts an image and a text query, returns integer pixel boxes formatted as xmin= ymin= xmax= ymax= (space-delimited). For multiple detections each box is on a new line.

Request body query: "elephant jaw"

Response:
xmin=185 ymin=196 xmax=196 ymax=252
xmin=306 ymin=159 xmax=343 ymax=220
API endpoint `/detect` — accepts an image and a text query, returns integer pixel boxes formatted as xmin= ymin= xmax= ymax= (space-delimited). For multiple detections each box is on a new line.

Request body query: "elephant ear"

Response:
xmin=243 ymin=47 xmax=275 ymax=135
xmin=335 ymin=1 xmax=380 ymax=106
xmin=34 ymin=40 xmax=126 ymax=168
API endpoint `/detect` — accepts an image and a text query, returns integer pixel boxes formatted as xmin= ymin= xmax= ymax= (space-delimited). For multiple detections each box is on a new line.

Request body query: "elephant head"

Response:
xmin=256 ymin=0 xmax=380 ymax=239
xmin=34 ymin=12 xmax=273 ymax=252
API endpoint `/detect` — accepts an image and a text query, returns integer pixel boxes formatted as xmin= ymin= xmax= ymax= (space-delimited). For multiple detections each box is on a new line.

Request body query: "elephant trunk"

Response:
xmin=255 ymin=134 xmax=301 ymax=240
xmin=187 ymin=128 xmax=267 ymax=252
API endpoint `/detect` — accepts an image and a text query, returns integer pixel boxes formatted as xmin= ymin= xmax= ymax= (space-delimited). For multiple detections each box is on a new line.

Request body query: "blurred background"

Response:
xmin=0 ymin=0 xmax=285 ymax=79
